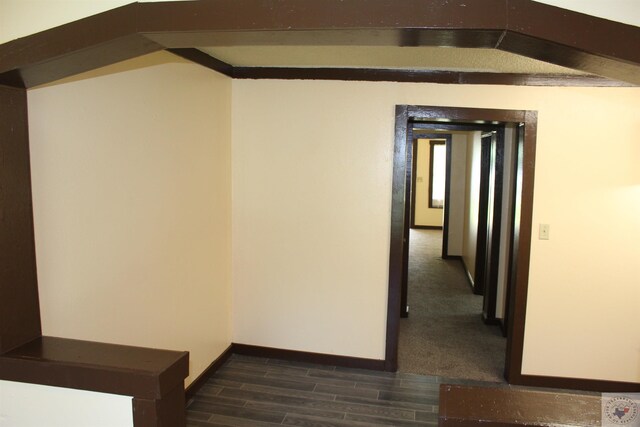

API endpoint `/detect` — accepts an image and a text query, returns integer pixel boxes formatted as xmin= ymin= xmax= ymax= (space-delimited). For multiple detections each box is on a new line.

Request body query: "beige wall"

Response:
xmin=414 ymin=139 xmax=445 ymax=227
xmin=0 ymin=0 xmax=184 ymax=43
xmin=534 ymin=0 xmax=640 ymax=27
xmin=446 ymin=133 xmax=469 ymax=257
xmin=4 ymin=0 xmax=640 ymax=386
xmin=233 ymin=79 xmax=640 ymax=383
xmin=462 ymin=132 xmax=483 ymax=283
xmin=28 ymin=52 xmax=233 ymax=386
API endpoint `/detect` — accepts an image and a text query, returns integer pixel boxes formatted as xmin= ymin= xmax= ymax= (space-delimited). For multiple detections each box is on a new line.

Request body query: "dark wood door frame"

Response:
xmin=409 ymin=134 xmax=450 ymax=231
xmin=400 ymin=126 xmax=414 ymax=318
xmin=502 ymin=124 xmax=524 ymax=337
xmin=472 ymin=133 xmax=493 ymax=296
xmin=481 ymin=129 xmax=505 ymax=323
xmin=385 ymin=105 xmax=537 ymax=387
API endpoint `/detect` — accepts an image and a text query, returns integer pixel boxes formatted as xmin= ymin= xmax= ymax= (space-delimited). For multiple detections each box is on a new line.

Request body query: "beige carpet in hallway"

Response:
xmin=398 ymin=229 xmax=506 ymax=383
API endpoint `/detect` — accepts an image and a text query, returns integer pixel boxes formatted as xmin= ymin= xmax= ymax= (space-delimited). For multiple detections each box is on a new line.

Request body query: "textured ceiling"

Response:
xmin=198 ymin=46 xmax=589 ymax=75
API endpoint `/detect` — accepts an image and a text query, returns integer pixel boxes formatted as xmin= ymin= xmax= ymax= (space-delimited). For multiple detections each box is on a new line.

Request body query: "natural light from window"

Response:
xmin=430 ymin=142 xmax=446 ymax=209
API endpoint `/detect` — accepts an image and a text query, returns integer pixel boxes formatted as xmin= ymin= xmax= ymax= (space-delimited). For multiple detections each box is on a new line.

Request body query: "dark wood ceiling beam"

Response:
xmin=506 ymin=0 xmax=640 ymax=64
xmin=0 ymin=4 xmax=164 ymax=88
xmin=144 ymin=29 xmax=504 ymax=50
xmin=164 ymin=48 xmax=631 ymax=87
xmin=167 ymin=48 xmax=234 ymax=77
xmin=2 ymin=35 xmax=163 ymax=89
xmin=137 ymin=0 xmax=506 ymax=32
xmin=498 ymin=33 xmax=640 ymax=85
xmin=0 ymin=0 xmax=639 ymax=88
xmin=499 ymin=0 xmax=640 ymax=84
xmin=231 ymin=66 xmax=631 ymax=87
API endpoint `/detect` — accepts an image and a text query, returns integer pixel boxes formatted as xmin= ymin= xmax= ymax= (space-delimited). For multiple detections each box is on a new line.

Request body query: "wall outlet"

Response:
xmin=539 ymin=224 xmax=550 ymax=240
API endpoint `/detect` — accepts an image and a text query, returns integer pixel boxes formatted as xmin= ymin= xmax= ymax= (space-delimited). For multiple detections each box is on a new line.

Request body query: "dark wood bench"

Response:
xmin=439 ymin=384 xmax=601 ymax=426
xmin=0 ymin=336 xmax=189 ymax=427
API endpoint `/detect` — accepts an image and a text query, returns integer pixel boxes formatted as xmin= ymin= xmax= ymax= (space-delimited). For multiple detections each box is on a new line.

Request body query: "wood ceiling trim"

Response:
xmin=167 ymin=48 xmax=632 ymax=87
xmin=0 ymin=4 xmax=165 ymax=88
xmin=137 ymin=0 xmax=507 ymax=33
xmin=0 ymin=1 xmax=639 ymax=87
xmin=506 ymin=0 xmax=640 ymax=64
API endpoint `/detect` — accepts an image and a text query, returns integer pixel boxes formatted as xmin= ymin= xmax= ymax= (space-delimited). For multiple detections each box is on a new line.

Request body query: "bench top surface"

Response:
xmin=439 ymin=384 xmax=601 ymax=426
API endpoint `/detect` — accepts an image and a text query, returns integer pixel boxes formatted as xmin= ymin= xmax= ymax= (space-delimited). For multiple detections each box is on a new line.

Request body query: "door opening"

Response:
xmin=385 ymin=105 xmax=537 ymax=387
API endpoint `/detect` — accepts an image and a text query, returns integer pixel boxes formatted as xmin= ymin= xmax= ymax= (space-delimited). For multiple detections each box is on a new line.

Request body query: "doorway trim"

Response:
xmin=409 ymin=134 xmax=449 ymax=231
xmin=384 ymin=105 xmax=537 ymax=386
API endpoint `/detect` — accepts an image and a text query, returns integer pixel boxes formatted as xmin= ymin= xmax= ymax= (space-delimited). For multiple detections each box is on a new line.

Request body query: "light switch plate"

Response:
xmin=539 ymin=224 xmax=550 ymax=240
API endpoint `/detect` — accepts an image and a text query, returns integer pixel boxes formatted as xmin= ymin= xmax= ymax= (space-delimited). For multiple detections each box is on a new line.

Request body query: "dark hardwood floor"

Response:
xmin=187 ymin=354 xmax=449 ymax=426
xmin=186 ymin=354 xmax=605 ymax=426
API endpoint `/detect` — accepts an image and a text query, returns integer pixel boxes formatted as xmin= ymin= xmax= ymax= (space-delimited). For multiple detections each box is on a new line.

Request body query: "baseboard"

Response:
xmin=459 ymin=258 xmax=475 ymax=290
xmin=184 ymin=343 xmax=640 ymax=399
xmin=513 ymin=374 xmax=640 ymax=393
xmin=231 ymin=343 xmax=386 ymax=371
xmin=411 ymin=225 xmax=443 ymax=230
xmin=482 ymin=312 xmax=501 ymax=326
xmin=499 ymin=319 xmax=507 ymax=337
xmin=185 ymin=343 xmax=234 ymax=401
xmin=442 ymin=255 xmax=462 ymax=260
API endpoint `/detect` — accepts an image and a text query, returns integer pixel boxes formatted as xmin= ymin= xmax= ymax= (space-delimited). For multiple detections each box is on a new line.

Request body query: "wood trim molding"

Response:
xmin=514 ymin=374 xmax=640 ymax=393
xmin=185 ymin=344 xmax=234 ymax=401
xmin=231 ymin=343 xmax=386 ymax=371
xmin=232 ymin=67 xmax=630 ymax=87
xmin=388 ymin=105 xmax=536 ymax=386
xmin=163 ymin=49 xmax=632 ymax=87
xmin=438 ymin=384 xmax=603 ymax=426
xmin=0 ymin=336 xmax=189 ymax=426
xmin=0 ymin=85 xmax=41 ymax=353
xmin=1 ymin=1 xmax=640 ymax=87
xmin=411 ymin=225 xmax=443 ymax=230
xmin=503 ymin=111 xmax=537 ymax=385
xmin=166 ymin=48 xmax=234 ymax=78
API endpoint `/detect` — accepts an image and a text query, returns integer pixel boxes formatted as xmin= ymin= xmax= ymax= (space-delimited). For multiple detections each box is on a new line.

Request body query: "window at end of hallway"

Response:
xmin=429 ymin=141 xmax=446 ymax=209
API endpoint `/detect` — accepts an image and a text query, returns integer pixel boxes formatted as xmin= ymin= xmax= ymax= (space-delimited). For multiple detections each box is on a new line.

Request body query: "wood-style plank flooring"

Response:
xmin=186 ymin=354 xmax=484 ymax=426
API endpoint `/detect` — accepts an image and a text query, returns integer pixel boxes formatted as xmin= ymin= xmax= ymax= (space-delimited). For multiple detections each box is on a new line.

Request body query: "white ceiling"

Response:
xmin=198 ymin=45 xmax=589 ymax=75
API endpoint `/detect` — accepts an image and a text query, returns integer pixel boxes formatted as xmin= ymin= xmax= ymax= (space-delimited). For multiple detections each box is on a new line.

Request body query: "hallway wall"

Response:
xmin=446 ymin=133 xmax=469 ymax=257
xmin=28 ymin=52 xmax=233 ymax=387
xmin=462 ymin=132 xmax=483 ymax=283
xmin=232 ymin=79 xmax=640 ymax=383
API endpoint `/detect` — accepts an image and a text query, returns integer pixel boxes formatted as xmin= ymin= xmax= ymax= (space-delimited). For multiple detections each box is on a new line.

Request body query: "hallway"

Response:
xmin=398 ymin=229 xmax=506 ymax=383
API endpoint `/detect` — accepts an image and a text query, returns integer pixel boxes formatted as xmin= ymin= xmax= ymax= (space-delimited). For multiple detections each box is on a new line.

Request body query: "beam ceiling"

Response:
xmin=0 ymin=0 xmax=638 ymax=88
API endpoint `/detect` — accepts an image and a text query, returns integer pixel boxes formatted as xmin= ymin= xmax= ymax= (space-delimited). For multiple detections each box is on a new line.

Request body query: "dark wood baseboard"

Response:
xmin=499 ymin=318 xmax=507 ymax=337
xmin=514 ymin=374 xmax=640 ymax=393
xmin=411 ymin=225 xmax=443 ymax=230
xmin=182 ymin=341 xmax=640 ymax=399
xmin=482 ymin=313 xmax=501 ymax=326
xmin=185 ymin=344 xmax=234 ymax=401
xmin=231 ymin=343 xmax=386 ymax=371
xmin=442 ymin=255 xmax=462 ymax=260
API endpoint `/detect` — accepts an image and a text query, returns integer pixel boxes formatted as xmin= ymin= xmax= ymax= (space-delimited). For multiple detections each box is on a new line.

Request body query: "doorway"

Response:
xmin=384 ymin=105 xmax=537 ymax=386
xmin=401 ymin=126 xmax=508 ymax=381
